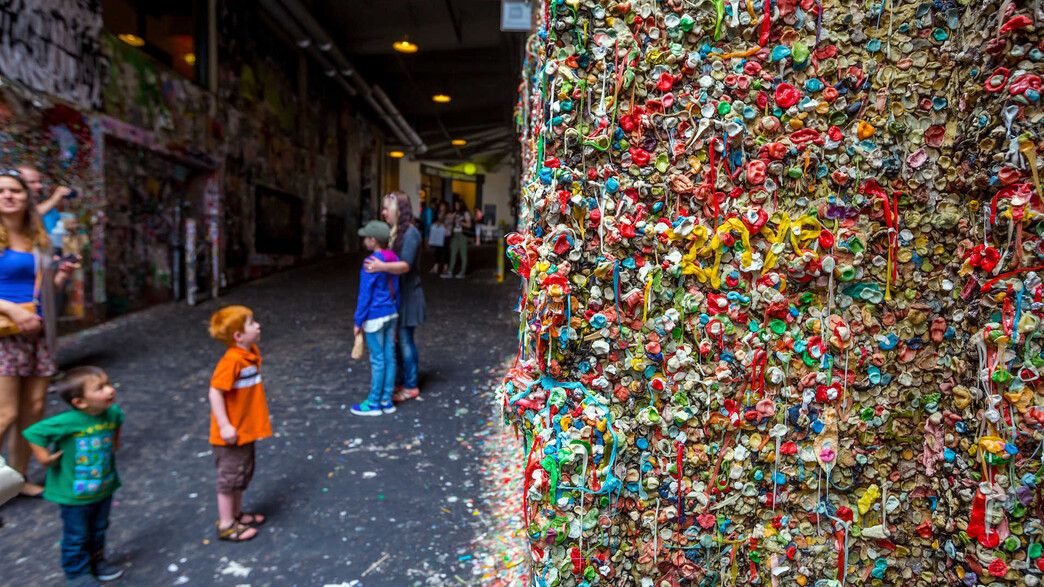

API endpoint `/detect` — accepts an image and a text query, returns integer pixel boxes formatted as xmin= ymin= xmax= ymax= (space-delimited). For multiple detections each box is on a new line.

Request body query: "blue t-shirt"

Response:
xmin=42 ymin=208 xmax=60 ymax=234
xmin=0 ymin=249 xmax=35 ymax=304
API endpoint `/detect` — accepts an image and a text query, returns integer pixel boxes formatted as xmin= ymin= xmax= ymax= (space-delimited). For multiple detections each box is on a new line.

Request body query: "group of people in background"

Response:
xmin=421 ymin=196 xmax=484 ymax=279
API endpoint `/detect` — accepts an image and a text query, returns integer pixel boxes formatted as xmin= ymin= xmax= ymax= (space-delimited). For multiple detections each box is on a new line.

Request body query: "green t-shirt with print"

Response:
xmin=22 ymin=404 xmax=124 ymax=506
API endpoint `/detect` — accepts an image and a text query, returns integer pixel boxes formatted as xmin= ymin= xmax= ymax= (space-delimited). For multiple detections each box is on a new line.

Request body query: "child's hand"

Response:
xmin=354 ymin=326 xmax=362 ymax=337
xmin=40 ymin=450 xmax=63 ymax=467
xmin=219 ymin=424 xmax=238 ymax=445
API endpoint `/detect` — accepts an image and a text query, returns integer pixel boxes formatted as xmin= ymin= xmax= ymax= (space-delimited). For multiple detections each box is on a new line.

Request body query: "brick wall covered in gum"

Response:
xmin=500 ymin=0 xmax=1044 ymax=585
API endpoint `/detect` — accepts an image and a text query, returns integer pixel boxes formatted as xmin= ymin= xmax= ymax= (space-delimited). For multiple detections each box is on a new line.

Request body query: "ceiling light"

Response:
xmin=393 ymin=39 xmax=418 ymax=54
xmin=463 ymin=163 xmax=477 ymax=175
xmin=451 ymin=139 xmax=467 ymax=146
xmin=183 ymin=53 xmax=196 ymax=65
xmin=388 ymin=151 xmax=405 ymax=158
xmin=118 ymin=34 xmax=145 ymax=47
xmin=432 ymin=94 xmax=451 ymax=103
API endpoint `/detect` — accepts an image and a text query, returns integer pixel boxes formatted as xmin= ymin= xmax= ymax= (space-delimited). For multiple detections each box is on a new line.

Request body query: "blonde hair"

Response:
xmin=209 ymin=305 xmax=253 ymax=347
xmin=384 ymin=191 xmax=415 ymax=252
xmin=0 ymin=175 xmax=50 ymax=251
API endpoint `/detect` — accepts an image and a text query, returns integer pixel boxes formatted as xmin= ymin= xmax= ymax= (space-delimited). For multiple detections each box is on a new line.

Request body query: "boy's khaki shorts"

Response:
xmin=213 ymin=442 xmax=255 ymax=494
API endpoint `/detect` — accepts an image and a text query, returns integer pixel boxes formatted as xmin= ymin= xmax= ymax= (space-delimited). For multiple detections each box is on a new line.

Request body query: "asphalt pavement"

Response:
xmin=0 ymin=246 xmax=520 ymax=587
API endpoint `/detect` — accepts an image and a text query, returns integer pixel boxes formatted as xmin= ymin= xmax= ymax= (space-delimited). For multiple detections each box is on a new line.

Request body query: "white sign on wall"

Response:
xmin=501 ymin=0 xmax=532 ymax=32
xmin=0 ymin=0 xmax=108 ymax=108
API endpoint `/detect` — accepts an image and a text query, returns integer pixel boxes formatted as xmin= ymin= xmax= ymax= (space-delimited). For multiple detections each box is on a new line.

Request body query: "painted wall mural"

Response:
xmin=504 ymin=0 xmax=1044 ymax=585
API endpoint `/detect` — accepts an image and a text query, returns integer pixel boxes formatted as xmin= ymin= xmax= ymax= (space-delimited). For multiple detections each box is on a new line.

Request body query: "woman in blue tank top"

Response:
xmin=0 ymin=171 xmax=77 ymax=497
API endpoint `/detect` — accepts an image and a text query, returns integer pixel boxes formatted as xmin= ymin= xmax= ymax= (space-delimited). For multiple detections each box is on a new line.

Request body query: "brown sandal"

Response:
xmin=392 ymin=387 xmax=419 ymax=403
xmin=216 ymin=521 xmax=257 ymax=542
xmin=236 ymin=512 xmax=266 ymax=526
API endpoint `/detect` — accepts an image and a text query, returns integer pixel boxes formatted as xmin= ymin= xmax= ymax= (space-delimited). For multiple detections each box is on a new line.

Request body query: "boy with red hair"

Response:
xmin=207 ymin=305 xmax=271 ymax=541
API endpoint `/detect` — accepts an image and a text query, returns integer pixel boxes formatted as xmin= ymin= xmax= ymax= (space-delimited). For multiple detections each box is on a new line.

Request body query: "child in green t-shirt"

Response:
xmin=22 ymin=366 xmax=125 ymax=587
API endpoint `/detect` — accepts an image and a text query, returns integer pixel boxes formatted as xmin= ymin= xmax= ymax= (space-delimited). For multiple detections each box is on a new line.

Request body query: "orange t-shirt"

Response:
xmin=209 ymin=345 xmax=273 ymax=446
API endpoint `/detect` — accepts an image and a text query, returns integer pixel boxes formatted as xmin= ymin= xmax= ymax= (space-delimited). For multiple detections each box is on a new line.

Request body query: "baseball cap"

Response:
xmin=358 ymin=220 xmax=391 ymax=242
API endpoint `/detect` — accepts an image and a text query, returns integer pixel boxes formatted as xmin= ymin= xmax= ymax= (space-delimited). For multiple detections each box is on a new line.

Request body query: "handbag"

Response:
xmin=0 ymin=454 xmax=25 ymax=505
xmin=0 ymin=252 xmax=42 ymax=338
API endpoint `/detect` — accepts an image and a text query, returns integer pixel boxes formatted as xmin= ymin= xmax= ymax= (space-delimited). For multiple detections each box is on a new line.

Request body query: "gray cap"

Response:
xmin=358 ymin=220 xmax=391 ymax=242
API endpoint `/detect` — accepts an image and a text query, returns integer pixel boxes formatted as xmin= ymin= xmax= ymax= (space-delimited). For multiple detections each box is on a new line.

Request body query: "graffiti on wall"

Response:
xmin=0 ymin=0 xmax=107 ymax=109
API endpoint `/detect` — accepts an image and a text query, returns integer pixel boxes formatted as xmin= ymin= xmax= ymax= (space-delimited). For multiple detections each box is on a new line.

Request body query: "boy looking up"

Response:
xmin=351 ymin=221 xmax=400 ymax=416
xmin=23 ymin=366 xmax=125 ymax=586
xmin=207 ymin=306 xmax=272 ymax=541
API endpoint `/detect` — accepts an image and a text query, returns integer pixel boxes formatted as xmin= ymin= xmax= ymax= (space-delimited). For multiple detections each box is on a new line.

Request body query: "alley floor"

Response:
xmin=0 ymin=247 xmax=522 ymax=587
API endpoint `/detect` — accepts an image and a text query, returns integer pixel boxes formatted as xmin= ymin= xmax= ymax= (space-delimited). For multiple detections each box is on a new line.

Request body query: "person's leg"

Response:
xmin=448 ymin=237 xmax=459 ymax=274
xmin=87 ymin=495 xmax=112 ymax=561
xmin=60 ymin=503 xmax=93 ymax=579
xmin=0 ymin=376 xmax=20 ymax=470
xmin=232 ymin=490 xmax=243 ymax=520
xmin=399 ymin=326 xmax=419 ymax=390
xmin=10 ymin=376 xmax=49 ymax=493
xmin=460 ymin=234 xmax=468 ymax=274
xmin=364 ymin=328 xmax=388 ymax=405
xmin=380 ymin=320 xmax=397 ymax=405
xmin=215 ymin=445 xmax=257 ymax=539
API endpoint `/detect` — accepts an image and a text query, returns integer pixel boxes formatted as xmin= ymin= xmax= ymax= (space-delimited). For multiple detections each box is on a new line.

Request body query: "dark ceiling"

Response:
xmin=311 ymin=0 xmax=525 ymax=162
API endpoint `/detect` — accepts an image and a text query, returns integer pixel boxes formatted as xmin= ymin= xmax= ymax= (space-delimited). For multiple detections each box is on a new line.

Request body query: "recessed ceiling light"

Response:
xmin=451 ymin=139 xmax=467 ymax=146
xmin=184 ymin=53 xmax=196 ymax=65
xmin=118 ymin=34 xmax=145 ymax=47
xmin=393 ymin=39 xmax=418 ymax=54
xmin=432 ymin=94 xmax=451 ymax=103
xmin=388 ymin=151 xmax=405 ymax=158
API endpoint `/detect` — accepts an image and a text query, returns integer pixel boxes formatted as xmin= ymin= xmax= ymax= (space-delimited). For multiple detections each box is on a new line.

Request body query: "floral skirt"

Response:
xmin=0 ymin=332 xmax=56 ymax=377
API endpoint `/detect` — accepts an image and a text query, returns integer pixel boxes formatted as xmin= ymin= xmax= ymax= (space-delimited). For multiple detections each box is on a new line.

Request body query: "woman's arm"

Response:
xmin=0 ymin=298 xmax=41 ymax=332
xmin=53 ymin=258 xmax=78 ymax=288
xmin=364 ymin=259 xmax=409 ymax=274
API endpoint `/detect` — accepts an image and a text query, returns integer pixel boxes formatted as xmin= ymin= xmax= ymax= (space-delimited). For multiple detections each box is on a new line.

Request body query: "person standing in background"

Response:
xmin=473 ymin=206 xmax=484 ymax=246
xmin=418 ymin=199 xmax=434 ymax=248
xmin=16 ymin=165 xmax=72 ymax=255
xmin=428 ymin=201 xmax=450 ymax=275
xmin=444 ymin=197 xmax=471 ymax=279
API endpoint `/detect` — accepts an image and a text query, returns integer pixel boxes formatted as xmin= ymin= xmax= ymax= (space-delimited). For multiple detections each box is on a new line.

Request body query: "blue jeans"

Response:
xmin=365 ymin=318 xmax=397 ymax=405
xmin=395 ymin=325 xmax=418 ymax=389
xmin=59 ymin=495 xmax=112 ymax=579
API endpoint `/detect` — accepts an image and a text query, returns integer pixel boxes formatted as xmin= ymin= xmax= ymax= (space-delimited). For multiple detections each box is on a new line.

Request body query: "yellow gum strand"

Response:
xmin=1020 ymin=139 xmax=1044 ymax=202
xmin=761 ymin=213 xmax=793 ymax=274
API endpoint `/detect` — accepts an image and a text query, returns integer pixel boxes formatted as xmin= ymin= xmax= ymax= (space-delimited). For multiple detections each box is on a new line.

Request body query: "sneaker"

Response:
xmin=93 ymin=559 xmax=124 ymax=582
xmin=440 ymin=272 xmax=452 ymax=278
xmin=67 ymin=575 xmax=101 ymax=587
xmin=380 ymin=402 xmax=396 ymax=414
xmin=350 ymin=401 xmax=384 ymax=416
xmin=454 ymin=272 xmax=465 ymax=279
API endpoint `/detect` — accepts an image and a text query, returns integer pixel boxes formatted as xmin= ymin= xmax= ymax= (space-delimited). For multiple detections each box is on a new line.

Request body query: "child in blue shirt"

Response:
xmin=352 ymin=221 xmax=400 ymax=416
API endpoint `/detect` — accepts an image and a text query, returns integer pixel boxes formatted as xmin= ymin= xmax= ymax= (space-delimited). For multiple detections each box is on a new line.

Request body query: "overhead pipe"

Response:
xmin=261 ymin=0 xmax=427 ymax=153
xmin=258 ymin=0 xmax=311 ymax=48
xmin=372 ymin=86 xmax=427 ymax=154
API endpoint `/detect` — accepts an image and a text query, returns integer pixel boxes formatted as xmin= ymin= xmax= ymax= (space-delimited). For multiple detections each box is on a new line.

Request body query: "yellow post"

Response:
xmin=497 ymin=237 xmax=505 ymax=283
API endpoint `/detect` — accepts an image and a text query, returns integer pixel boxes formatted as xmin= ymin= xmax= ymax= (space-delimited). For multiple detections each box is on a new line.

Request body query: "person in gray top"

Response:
xmin=364 ymin=192 xmax=426 ymax=402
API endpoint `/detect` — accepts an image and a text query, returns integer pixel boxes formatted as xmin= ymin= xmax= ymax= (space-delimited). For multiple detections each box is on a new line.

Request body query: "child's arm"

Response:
xmin=113 ymin=428 xmax=121 ymax=453
xmin=353 ymin=267 xmax=376 ymax=327
xmin=27 ymin=442 xmax=62 ymax=467
xmin=208 ymin=386 xmax=238 ymax=444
